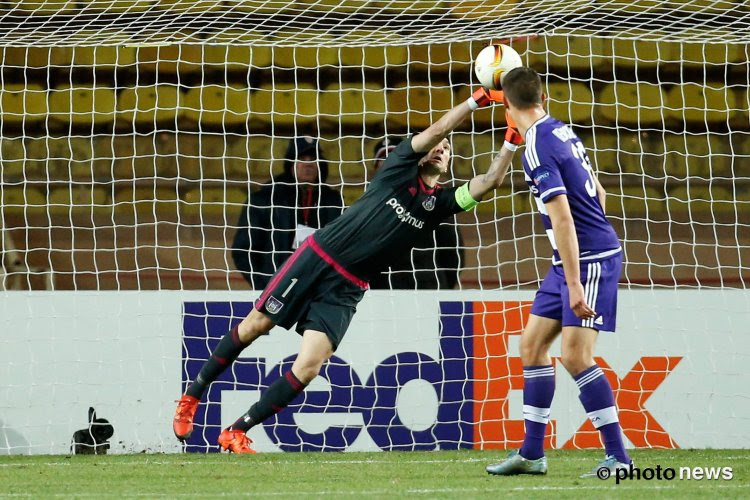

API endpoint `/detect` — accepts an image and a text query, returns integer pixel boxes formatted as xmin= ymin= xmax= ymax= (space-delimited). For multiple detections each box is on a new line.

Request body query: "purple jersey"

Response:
xmin=522 ymin=115 xmax=621 ymax=265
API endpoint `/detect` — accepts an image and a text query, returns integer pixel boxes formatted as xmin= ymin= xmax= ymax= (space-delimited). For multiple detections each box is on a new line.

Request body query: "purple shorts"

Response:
xmin=530 ymin=252 xmax=623 ymax=332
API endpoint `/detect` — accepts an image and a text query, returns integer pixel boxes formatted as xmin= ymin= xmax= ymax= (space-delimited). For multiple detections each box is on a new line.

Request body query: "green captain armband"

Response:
xmin=455 ymin=183 xmax=479 ymax=211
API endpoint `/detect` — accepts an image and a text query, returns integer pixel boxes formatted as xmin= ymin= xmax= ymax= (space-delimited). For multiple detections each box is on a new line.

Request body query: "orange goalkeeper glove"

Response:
xmin=467 ymin=88 xmax=504 ymax=110
xmin=504 ymin=110 xmax=523 ymax=150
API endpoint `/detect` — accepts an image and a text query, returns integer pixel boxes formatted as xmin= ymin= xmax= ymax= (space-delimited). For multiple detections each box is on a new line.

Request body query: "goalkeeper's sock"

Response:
xmin=229 ymin=370 xmax=307 ymax=432
xmin=519 ymin=365 xmax=555 ymax=460
xmin=185 ymin=325 xmax=249 ymax=399
xmin=575 ymin=364 xmax=631 ymax=464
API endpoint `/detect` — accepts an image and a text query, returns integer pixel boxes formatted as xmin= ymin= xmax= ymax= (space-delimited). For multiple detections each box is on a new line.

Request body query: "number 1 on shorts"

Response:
xmin=281 ymin=278 xmax=298 ymax=298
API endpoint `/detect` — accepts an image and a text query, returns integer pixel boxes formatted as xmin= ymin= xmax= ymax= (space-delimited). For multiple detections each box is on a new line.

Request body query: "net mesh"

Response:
xmin=1 ymin=1 xmax=749 ymax=46
xmin=1 ymin=6 xmax=748 ymax=290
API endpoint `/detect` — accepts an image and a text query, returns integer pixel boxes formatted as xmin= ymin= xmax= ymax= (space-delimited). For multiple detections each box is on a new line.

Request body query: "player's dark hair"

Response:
xmin=502 ymin=67 xmax=543 ymax=110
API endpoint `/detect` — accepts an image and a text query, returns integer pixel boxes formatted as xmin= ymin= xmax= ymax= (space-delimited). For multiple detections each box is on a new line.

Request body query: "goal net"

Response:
xmin=1 ymin=0 xmax=748 ymax=454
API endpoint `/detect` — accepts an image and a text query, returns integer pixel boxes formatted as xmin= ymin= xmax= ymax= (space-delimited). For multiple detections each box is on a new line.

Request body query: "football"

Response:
xmin=473 ymin=43 xmax=523 ymax=90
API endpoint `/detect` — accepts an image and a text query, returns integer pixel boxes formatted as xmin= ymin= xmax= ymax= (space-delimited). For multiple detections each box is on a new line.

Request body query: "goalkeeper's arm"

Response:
xmin=467 ymin=118 xmax=523 ymax=200
xmin=411 ymin=88 xmax=502 ymax=153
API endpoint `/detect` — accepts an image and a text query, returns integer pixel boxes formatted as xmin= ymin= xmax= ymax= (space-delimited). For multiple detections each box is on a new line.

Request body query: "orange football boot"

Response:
xmin=218 ymin=428 xmax=257 ymax=454
xmin=173 ymin=395 xmax=199 ymax=441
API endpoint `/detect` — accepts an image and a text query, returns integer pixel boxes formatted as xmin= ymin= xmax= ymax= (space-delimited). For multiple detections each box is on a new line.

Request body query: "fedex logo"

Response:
xmin=182 ymin=301 xmax=681 ymax=452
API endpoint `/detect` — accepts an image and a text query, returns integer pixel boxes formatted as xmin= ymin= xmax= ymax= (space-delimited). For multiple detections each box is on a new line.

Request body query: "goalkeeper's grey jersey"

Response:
xmin=314 ymin=137 xmax=464 ymax=282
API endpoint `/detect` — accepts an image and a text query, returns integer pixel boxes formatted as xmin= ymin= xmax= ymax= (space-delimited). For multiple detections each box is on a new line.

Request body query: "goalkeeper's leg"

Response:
xmin=560 ymin=327 xmax=632 ymax=470
xmin=188 ymin=309 xmax=273 ymax=399
xmin=173 ymin=309 xmax=274 ymax=441
xmin=218 ymin=329 xmax=333 ymax=453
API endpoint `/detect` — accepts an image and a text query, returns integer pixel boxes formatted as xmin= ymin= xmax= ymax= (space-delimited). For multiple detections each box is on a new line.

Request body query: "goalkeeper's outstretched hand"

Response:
xmin=468 ymin=87 xmax=504 ymax=109
xmin=504 ymin=110 xmax=523 ymax=146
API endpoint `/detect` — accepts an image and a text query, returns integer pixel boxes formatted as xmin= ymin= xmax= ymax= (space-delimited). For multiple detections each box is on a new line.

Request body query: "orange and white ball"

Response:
xmin=473 ymin=43 xmax=523 ymax=90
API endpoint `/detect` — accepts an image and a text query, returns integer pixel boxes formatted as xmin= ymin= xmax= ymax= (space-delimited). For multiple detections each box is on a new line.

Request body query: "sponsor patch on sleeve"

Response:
xmin=533 ymin=171 xmax=550 ymax=185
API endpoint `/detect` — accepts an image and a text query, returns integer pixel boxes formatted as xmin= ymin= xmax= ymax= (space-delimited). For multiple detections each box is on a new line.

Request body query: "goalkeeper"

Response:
xmin=173 ymin=87 xmax=522 ymax=453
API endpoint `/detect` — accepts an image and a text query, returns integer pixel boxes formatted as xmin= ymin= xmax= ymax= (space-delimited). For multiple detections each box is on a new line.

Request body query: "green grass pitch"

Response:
xmin=1 ymin=449 xmax=748 ymax=498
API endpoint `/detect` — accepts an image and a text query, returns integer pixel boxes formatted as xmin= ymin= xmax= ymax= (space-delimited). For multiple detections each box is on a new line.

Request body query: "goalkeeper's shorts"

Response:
xmin=530 ymin=252 xmax=622 ymax=332
xmin=254 ymin=235 xmax=368 ymax=349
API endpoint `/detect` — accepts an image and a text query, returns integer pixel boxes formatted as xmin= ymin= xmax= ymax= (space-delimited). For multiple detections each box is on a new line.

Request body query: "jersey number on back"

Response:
xmin=570 ymin=141 xmax=597 ymax=198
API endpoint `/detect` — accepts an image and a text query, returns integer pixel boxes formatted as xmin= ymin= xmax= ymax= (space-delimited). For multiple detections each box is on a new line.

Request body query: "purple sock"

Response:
xmin=519 ymin=365 xmax=555 ymax=460
xmin=574 ymin=365 xmax=631 ymax=464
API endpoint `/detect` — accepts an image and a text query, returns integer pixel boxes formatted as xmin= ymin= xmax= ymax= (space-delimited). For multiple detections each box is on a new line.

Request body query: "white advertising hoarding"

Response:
xmin=0 ymin=290 xmax=748 ymax=454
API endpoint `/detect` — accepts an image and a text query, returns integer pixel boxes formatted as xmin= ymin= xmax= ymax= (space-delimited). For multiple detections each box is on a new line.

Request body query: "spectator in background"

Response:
xmin=368 ymin=137 xmax=464 ymax=289
xmin=232 ymin=136 xmax=344 ymax=289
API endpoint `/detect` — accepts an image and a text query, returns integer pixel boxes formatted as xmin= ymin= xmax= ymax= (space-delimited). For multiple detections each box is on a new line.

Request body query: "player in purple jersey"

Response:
xmin=172 ymin=87 xmax=525 ymax=453
xmin=486 ymin=67 xmax=632 ymax=478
